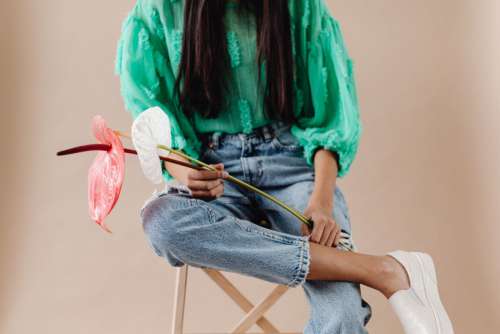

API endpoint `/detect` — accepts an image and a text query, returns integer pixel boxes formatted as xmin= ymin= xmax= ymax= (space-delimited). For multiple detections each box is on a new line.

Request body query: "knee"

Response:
xmin=140 ymin=195 xmax=203 ymax=259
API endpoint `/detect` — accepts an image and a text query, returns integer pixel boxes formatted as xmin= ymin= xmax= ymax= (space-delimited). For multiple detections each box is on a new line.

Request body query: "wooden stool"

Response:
xmin=172 ymin=265 xmax=300 ymax=334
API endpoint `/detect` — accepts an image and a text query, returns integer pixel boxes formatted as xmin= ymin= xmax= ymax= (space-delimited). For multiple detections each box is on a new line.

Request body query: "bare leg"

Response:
xmin=308 ymin=243 xmax=410 ymax=298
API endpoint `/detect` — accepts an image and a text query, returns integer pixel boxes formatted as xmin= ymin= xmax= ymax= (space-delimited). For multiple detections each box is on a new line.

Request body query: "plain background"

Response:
xmin=1 ymin=0 xmax=499 ymax=333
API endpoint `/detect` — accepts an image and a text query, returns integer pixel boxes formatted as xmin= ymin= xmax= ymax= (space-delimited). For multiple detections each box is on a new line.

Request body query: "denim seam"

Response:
xmin=216 ymin=197 xmax=253 ymax=205
xmin=162 ymin=200 xmax=313 ymax=283
xmin=230 ymin=216 xmax=311 ymax=286
xmin=231 ymin=217 xmax=304 ymax=246
xmin=190 ymin=200 xmax=233 ymax=226
xmin=205 ymin=203 xmax=217 ymax=224
xmin=287 ymin=236 xmax=310 ymax=287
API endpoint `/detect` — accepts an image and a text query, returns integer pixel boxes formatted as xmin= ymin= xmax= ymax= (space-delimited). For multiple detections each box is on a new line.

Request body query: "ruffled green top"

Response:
xmin=115 ymin=0 xmax=362 ymax=180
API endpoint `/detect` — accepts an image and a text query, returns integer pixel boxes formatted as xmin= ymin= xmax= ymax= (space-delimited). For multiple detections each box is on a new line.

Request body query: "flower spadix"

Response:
xmin=131 ymin=107 xmax=172 ymax=184
xmin=88 ymin=115 xmax=125 ymax=233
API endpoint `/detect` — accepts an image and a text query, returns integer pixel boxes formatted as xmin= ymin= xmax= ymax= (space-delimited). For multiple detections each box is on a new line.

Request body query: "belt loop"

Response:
xmin=273 ymin=120 xmax=286 ymax=136
xmin=262 ymin=125 xmax=272 ymax=141
xmin=270 ymin=120 xmax=281 ymax=137
xmin=212 ymin=131 xmax=221 ymax=149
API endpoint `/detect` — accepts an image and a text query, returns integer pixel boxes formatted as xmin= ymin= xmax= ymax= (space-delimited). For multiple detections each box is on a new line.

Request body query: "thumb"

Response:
xmin=213 ymin=163 xmax=225 ymax=171
xmin=301 ymin=224 xmax=310 ymax=237
xmin=212 ymin=163 xmax=229 ymax=179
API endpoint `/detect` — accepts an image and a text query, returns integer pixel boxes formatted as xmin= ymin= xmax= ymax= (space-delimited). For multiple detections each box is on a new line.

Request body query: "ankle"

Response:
xmin=372 ymin=256 xmax=410 ymax=298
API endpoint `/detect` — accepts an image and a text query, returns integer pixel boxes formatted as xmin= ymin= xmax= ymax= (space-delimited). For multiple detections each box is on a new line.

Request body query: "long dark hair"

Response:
xmin=174 ymin=0 xmax=295 ymax=123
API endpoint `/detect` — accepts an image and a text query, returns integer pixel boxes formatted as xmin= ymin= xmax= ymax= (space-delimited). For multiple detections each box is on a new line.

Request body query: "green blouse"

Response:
xmin=115 ymin=0 xmax=362 ymax=181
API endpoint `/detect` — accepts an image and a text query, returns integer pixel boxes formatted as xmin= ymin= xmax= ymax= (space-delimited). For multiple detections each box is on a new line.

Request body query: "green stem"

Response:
xmin=157 ymin=144 xmax=312 ymax=227
xmin=225 ymin=175 xmax=311 ymax=226
xmin=115 ymin=133 xmax=353 ymax=249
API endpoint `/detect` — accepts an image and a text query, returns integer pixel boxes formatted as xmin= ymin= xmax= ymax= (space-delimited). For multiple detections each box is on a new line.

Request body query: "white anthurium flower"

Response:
xmin=131 ymin=106 xmax=172 ymax=184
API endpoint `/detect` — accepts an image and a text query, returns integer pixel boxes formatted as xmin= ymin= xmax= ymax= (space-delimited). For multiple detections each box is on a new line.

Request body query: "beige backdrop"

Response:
xmin=1 ymin=0 xmax=499 ymax=333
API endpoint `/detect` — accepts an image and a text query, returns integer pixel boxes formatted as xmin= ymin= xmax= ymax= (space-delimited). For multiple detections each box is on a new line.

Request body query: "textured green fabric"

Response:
xmin=115 ymin=0 xmax=362 ymax=180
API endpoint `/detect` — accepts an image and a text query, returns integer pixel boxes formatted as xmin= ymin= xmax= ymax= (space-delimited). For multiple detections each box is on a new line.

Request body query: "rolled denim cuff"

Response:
xmin=287 ymin=235 xmax=311 ymax=287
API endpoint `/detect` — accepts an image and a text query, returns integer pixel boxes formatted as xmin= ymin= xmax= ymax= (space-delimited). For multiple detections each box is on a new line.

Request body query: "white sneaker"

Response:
xmin=387 ymin=251 xmax=454 ymax=334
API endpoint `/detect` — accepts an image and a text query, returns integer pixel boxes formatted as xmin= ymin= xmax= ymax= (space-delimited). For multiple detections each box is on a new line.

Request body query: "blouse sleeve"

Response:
xmin=290 ymin=0 xmax=362 ymax=178
xmin=114 ymin=1 xmax=200 ymax=182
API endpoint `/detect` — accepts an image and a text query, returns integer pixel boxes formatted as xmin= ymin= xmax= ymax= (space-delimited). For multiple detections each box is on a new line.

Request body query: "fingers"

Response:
xmin=191 ymin=182 xmax=224 ymax=199
xmin=187 ymin=163 xmax=226 ymax=199
xmin=310 ymin=220 xmax=325 ymax=244
xmin=186 ymin=178 xmax=222 ymax=192
xmin=188 ymin=163 xmax=226 ymax=180
xmin=319 ymin=223 xmax=333 ymax=245
xmin=327 ymin=223 xmax=340 ymax=247
xmin=326 ymin=231 xmax=337 ymax=247
xmin=214 ymin=163 xmax=229 ymax=179
xmin=213 ymin=163 xmax=225 ymax=172
xmin=309 ymin=217 xmax=340 ymax=247
xmin=301 ymin=223 xmax=311 ymax=237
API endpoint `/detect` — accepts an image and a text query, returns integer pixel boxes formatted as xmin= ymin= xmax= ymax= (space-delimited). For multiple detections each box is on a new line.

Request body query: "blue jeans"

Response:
xmin=140 ymin=121 xmax=372 ymax=333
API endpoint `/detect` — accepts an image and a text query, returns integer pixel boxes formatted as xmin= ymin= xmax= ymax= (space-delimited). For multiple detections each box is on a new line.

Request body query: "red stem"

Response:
xmin=57 ymin=144 xmax=202 ymax=170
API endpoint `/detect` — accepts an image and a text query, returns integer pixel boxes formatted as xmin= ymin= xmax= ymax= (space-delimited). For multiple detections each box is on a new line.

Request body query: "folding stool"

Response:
xmin=171 ymin=265 xmax=301 ymax=334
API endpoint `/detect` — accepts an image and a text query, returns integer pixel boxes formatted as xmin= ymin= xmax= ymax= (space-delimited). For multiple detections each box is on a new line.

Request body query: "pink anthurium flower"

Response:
xmin=88 ymin=115 xmax=125 ymax=233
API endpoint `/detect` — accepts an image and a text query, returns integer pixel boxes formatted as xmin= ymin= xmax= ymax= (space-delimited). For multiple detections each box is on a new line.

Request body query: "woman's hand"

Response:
xmin=303 ymin=148 xmax=340 ymax=247
xmin=182 ymin=163 xmax=227 ymax=199
xmin=302 ymin=204 xmax=341 ymax=247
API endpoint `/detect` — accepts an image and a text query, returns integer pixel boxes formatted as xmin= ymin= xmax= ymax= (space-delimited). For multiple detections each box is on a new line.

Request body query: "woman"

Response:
xmin=115 ymin=0 xmax=453 ymax=333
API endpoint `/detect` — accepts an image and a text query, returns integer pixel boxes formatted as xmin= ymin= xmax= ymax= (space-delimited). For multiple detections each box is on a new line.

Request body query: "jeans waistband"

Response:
xmin=199 ymin=120 xmax=290 ymax=149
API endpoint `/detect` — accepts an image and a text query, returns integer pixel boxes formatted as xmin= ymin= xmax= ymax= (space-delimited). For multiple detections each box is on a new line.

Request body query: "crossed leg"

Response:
xmin=259 ymin=180 xmax=372 ymax=333
xmin=141 ymin=181 xmax=407 ymax=333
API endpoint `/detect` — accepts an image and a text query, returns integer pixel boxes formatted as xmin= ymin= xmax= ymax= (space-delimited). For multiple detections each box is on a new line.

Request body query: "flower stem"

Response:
xmin=115 ymin=131 xmax=313 ymax=228
xmin=57 ymin=144 xmax=203 ymax=171
xmin=116 ymin=131 xmax=313 ymax=227
xmin=59 ymin=131 xmax=354 ymax=249
xmin=225 ymin=175 xmax=311 ymax=226
xmin=156 ymin=144 xmax=313 ymax=227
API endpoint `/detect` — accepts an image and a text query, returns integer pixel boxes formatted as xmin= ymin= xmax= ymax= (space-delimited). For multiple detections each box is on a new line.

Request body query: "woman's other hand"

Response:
xmin=183 ymin=163 xmax=227 ymax=199
xmin=302 ymin=204 xmax=341 ymax=248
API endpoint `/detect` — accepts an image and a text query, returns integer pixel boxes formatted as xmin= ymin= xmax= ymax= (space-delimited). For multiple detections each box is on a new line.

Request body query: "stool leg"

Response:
xmin=231 ymin=285 xmax=289 ymax=334
xmin=203 ymin=269 xmax=281 ymax=333
xmin=171 ymin=266 xmax=188 ymax=334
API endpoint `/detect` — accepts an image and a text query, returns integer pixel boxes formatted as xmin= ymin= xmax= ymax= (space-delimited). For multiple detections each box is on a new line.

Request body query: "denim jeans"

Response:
xmin=140 ymin=121 xmax=372 ymax=333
